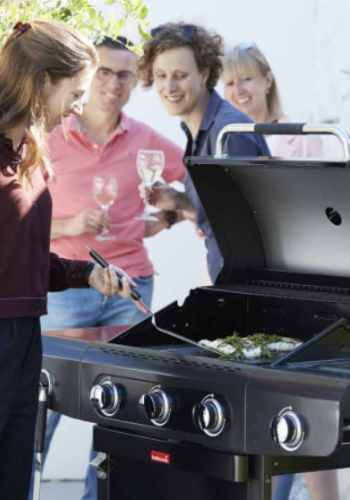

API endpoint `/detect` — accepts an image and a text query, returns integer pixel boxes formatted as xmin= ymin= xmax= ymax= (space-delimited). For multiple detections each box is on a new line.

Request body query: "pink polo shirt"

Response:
xmin=47 ymin=112 xmax=185 ymax=277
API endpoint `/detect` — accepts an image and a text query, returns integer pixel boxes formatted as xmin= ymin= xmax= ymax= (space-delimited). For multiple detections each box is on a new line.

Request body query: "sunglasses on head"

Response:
xmin=238 ymin=42 xmax=256 ymax=51
xmin=224 ymin=42 xmax=256 ymax=55
xmin=150 ymin=24 xmax=198 ymax=40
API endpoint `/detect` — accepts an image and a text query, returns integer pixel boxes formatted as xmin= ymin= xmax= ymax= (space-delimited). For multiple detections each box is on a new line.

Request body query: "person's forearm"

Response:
xmin=50 ymin=218 xmax=75 ymax=239
xmin=144 ymin=211 xmax=173 ymax=237
xmin=173 ymin=191 xmax=195 ymax=213
xmin=144 ymin=210 xmax=185 ymax=237
xmin=144 ymin=218 xmax=168 ymax=237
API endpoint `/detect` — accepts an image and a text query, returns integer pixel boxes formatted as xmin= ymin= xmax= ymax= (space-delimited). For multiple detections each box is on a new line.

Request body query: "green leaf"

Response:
xmin=138 ymin=23 xmax=150 ymax=39
xmin=132 ymin=0 xmax=143 ymax=10
xmin=0 ymin=0 xmax=150 ymax=47
xmin=112 ymin=18 xmax=123 ymax=37
xmin=139 ymin=5 xmax=148 ymax=19
xmin=128 ymin=41 xmax=144 ymax=55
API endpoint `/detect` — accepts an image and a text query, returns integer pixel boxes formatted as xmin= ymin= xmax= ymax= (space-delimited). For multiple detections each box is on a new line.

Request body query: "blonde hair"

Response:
xmin=222 ymin=44 xmax=283 ymax=121
xmin=0 ymin=20 xmax=98 ymax=183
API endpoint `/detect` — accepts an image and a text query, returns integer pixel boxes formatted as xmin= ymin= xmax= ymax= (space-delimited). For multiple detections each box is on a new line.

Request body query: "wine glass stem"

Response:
xmin=144 ymin=183 xmax=152 ymax=216
xmin=100 ymin=207 xmax=109 ymax=237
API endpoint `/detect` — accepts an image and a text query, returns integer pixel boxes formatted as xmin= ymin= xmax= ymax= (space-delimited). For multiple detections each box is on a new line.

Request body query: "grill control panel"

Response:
xmin=87 ymin=375 xmax=230 ymax=439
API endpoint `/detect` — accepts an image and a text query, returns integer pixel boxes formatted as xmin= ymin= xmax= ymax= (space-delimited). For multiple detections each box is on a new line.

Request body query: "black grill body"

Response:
xmin=42 ymin=153 xmax=350 ymax=499
xmin=42 ymin=287 xmax=350 ymax=456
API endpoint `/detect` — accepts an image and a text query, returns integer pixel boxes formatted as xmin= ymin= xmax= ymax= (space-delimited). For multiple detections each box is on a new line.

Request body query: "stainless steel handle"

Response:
xmin=90 ymin=452 xmax=108 ymax=480
xmin=215 ymin=123 xmax=350 ymax=160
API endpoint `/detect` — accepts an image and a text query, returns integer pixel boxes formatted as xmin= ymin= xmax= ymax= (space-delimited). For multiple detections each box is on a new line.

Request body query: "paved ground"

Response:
xmin=290 ymin=474 xmax=310 ymax=500
xmin=41 ymin=480 xmax=84 ymax=500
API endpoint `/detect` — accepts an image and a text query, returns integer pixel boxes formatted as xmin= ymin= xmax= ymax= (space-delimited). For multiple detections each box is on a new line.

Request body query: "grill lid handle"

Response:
xmin=215 ymin=123 xmax=350 ymax=160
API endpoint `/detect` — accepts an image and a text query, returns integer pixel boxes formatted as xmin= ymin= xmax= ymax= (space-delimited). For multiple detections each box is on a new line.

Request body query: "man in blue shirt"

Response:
xmin=138 ymin=22 xmax=269 ymax=282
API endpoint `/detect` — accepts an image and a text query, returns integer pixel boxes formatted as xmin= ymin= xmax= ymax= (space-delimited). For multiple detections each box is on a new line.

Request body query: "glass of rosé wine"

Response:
xmin=135 ymin=149 xmax=165 ymax=221
xmin=92 ymin=175 xmax=117 ymax=240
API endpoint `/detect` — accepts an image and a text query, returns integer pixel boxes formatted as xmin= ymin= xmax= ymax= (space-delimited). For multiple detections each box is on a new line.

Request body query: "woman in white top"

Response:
xmin=222 ymin=42 xmax=323 ymax=158
xmin=222 ymin=43 xmax=338 ymax=500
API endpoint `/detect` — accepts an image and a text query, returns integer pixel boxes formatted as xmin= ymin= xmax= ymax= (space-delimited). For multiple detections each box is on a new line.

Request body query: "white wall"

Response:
xmin=44 ymin=0 xmax=350 ymax=482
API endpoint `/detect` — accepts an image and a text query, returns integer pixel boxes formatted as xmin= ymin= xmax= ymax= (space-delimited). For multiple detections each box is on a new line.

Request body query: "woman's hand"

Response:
xmin=88 ymin=264 xmax=148 ymax=314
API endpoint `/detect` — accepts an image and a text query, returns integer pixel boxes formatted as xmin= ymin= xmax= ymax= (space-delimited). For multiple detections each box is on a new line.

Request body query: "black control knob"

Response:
xmin=192 ymin=395 xmax=226 ymax=437
xmin=139 ymin=386 xmax=172 ymax=426
xmin=271 ymin=407 xmax=305 ymax=451
xmin=143 ymin=393 xmax=164 ymax=420
xmin=90 ymin=378 xmax=121 ymax=417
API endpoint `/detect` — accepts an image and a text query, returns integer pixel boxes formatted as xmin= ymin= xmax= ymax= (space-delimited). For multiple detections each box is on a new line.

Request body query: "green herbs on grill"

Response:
xmin=199 ymin=332 xmax=302 ymax=360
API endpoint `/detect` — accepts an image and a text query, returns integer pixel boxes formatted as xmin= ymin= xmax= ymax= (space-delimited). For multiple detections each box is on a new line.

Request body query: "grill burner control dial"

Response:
xmin=139 ymin=386 xmax=172 ymax=426
xmin=192 ymin=395 xmax=226 ymax=437
xmin=271 ymin=407 xmax=305 ymax=451
xmin=90 ymin=378 xmax=121 ymax=417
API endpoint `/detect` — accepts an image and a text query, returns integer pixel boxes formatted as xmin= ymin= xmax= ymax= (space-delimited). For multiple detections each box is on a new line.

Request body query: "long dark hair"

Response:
xmin=0 ymin=20 xmax=97 ymax=182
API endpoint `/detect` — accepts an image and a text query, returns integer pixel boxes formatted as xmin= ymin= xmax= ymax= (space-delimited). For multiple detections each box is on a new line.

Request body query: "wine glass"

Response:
xmin=92 ymin=175 xmax=118 ymax=240
xmin=135 ymin=149 xmax=165 ymax=221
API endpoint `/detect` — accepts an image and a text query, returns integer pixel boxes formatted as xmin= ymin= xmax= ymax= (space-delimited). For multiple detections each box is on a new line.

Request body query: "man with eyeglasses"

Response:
xmin=28 ymin=36 xmax=185 ymax=500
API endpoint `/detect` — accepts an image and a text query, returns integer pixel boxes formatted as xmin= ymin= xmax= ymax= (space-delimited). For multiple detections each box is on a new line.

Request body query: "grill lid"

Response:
xmin=186 ymin=127 xmax=350 ymax=285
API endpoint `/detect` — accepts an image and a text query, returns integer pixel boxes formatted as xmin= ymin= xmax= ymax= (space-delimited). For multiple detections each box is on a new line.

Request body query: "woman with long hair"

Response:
xmin=0 ymin=20 xmax=143 ymax=500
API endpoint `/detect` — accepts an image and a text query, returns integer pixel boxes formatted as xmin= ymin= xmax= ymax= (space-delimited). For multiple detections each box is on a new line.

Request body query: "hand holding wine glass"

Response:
xmin=92 ymin=175 xmax=117 ymax=240
xmin=135 ymin=150 xmax=165 ymax=221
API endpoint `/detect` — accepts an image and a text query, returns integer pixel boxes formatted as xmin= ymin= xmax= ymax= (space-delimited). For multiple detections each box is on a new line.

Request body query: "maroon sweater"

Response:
xmin=0 ymin=135 xmax=90 ymax=318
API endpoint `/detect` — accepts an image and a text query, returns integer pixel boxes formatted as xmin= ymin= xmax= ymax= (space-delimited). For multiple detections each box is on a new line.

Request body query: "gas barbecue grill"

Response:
xmin=41 ymin=123 xmax=350 ymax=500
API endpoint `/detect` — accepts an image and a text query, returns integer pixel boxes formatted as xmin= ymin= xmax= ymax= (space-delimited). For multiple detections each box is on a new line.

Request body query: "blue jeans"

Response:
xmin=29 ymin=276 xmax=153 ymax=500
xmin=273 ymin=474 xmax=295 ymax=500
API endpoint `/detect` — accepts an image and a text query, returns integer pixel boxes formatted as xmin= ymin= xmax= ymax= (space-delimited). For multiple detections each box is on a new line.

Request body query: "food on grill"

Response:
xmin=199 ymin=332 xmax=302 ymax=360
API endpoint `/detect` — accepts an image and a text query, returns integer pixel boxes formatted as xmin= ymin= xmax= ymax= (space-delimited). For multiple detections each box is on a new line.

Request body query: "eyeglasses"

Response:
xmin=150 ymin=24 xmax=198 ymax=40
xmin=96 ymin=67 xmax=135 ymax=85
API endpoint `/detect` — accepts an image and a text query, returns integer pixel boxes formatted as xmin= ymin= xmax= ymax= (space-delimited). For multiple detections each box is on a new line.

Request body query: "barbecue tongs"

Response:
xmin=86 ymin=247 xmax=220 ymax=356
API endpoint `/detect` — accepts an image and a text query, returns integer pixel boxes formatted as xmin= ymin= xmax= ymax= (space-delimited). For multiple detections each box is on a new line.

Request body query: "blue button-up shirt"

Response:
xmin=181 ymin=90 xmax=270 ymax=283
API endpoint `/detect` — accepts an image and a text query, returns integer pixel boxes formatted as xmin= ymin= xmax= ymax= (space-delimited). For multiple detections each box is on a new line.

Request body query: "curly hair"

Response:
xmin=138 ymin=23 xmax=223 ymax=91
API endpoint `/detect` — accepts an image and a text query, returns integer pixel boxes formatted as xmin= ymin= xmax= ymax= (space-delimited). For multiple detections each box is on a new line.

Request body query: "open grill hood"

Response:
xmin=186 ymin=156 xmax=350 ymax=285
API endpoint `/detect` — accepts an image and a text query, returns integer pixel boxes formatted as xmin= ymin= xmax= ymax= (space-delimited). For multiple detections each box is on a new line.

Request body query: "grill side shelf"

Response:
xmin=271 ymin=318 xmax=350 ymax=368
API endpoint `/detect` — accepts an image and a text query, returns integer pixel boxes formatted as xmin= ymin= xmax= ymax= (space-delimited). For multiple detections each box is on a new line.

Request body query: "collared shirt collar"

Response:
xmin=180 ymin=90 xmax=221 ymax=137
xmin=64 ymin=110 xmax=131 ymax=141
xmin=199 ymin=90 xmax=221 ymax=132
